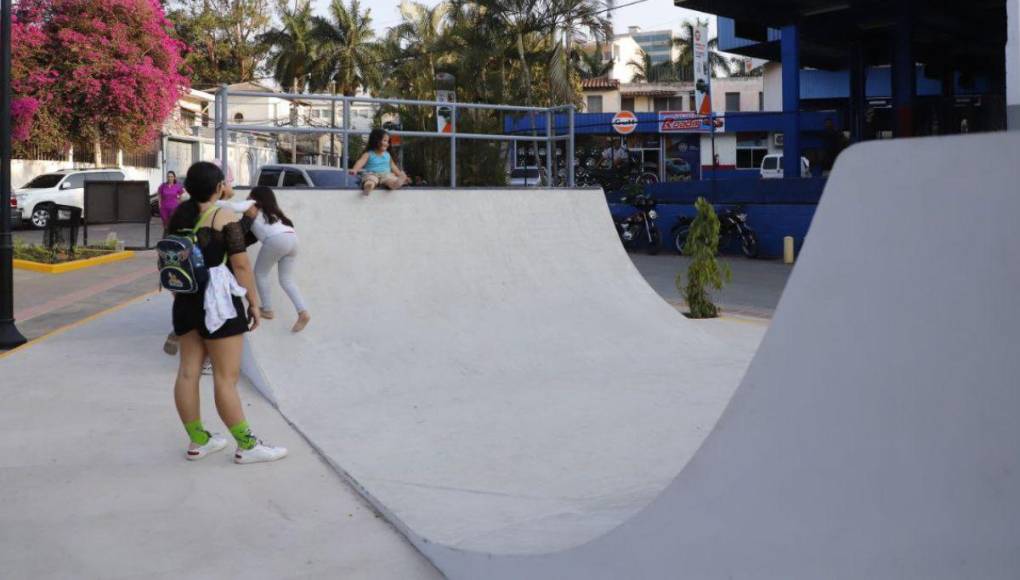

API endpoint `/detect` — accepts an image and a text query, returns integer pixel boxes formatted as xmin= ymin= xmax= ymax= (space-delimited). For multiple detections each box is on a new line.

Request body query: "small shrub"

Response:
xmin=676 ymin=197 xmax=731 ymax=318
xmin=13 ymin=239 xmax=117 ymax=264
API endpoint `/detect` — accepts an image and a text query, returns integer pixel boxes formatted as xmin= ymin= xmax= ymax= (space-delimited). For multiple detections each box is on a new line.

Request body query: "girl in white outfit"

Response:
xmin=245 ymin=186 xmax=311 ymax=333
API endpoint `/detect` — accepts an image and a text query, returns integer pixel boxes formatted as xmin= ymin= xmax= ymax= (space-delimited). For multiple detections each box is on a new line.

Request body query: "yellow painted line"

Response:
xmin=13 ymin=250 xmax=135 ymax=274
xmin=0 ymin=290 xmax=159 ymax=360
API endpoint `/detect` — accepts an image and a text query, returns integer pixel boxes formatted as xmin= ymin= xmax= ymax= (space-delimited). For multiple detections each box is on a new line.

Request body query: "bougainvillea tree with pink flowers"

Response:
xmin=11 ymin=0 xmax=189 ymax=154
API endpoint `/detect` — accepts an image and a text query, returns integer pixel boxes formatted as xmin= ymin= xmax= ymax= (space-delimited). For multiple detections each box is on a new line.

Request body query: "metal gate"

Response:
xmin=164 ymin=138 xmax=194 ymax=179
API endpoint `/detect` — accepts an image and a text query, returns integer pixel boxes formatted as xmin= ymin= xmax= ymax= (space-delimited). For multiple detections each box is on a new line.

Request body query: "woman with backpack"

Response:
xmin=244 ymin=186 xmax=310 ymax=333
xmin=163 ymin=161 xmax=287 ymax=464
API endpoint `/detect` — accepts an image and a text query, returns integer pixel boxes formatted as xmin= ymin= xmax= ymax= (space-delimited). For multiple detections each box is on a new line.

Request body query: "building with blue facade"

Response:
xmin=677 ymin=0 xmax=1010 ymax=178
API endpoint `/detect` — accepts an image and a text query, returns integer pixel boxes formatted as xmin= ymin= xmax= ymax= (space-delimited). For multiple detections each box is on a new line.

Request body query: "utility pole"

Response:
xmin=0 ymin=0 xmax=27 ymax=349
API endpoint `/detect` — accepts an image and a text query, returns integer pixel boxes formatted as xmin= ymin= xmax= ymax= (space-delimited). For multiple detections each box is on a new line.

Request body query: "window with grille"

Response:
xmin=736 ymin=132 xmax=768 ymax=169
xmin=586 ymin=95 xmax=603 ymax=113
xmin=725 ymin=92 xmax=741 ymax=112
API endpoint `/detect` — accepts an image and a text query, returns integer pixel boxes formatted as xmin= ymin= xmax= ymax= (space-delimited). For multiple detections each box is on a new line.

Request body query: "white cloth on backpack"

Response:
xmin=204 ymin=263 xmax=247 ymax=333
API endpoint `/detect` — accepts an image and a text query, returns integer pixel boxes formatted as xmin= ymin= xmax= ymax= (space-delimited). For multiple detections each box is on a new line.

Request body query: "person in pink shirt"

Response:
xmin=158 ymin=171 xmax=184 ymax=228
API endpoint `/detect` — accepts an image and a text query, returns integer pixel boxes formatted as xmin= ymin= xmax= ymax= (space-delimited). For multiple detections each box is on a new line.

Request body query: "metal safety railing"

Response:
xmin=214 ymin=85 xmax=576 ymax=188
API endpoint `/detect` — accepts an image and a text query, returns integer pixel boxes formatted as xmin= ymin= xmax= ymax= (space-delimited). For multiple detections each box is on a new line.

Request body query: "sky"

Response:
xmin=309 ymin=0 xmax=719 ymax=38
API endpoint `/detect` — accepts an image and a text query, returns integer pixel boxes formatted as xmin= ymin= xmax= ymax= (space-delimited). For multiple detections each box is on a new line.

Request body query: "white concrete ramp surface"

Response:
xmin=249 ymin=133 xmax=1020 ymax=579
xmin=242 ymin=188 xmax=760 ymax=556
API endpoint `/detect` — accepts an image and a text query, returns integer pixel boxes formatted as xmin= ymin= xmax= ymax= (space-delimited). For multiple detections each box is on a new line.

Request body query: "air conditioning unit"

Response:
xmin=773 ymin=133 xmax=784 ymax=147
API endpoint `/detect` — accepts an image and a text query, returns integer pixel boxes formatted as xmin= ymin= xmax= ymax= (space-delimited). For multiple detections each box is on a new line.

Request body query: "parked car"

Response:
xmin=8 ymin=191 xmax=19 ymax=229
xmin=255 ymin=164 xmax=351 ymax=188
xmin=509 ymin=166 xmax=546 ymax=187
xmin=13 ymin=168 xmax=126 ymax=228
xmin=760 ymin=154 xmax=811 ymax=179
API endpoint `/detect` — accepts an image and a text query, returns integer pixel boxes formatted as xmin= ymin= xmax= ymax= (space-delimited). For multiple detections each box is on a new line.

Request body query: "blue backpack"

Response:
xmin=157 ymin=206 xmax=219 ymax=294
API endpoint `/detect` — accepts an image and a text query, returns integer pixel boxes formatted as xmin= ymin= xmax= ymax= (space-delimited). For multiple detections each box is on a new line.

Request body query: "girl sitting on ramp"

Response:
xmin=245 ymin=186 xmax=311 ymax=333
xmin=350 ymin=128 xmax=409 ymax=194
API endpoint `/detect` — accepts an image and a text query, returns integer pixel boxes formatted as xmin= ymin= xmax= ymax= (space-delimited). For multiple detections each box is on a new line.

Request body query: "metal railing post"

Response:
xmin=220 ymin=84 xmax=230 ymax=164
xmin=341 ymin=97 xmax=350 ymax=186
xmin=216 ymin=84 xmax=225 ymax=163
xmin=545 ymin=109 xmax=554 ymax=186
xmin=450 ymin=104 xmax=457 ymax=188
xmin=567 ymin=106 xmax=575 ymax=187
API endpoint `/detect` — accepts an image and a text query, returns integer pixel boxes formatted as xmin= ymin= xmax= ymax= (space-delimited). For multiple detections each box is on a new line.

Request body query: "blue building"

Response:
xmin=677 ymin=0 xmax=1010 ymax=178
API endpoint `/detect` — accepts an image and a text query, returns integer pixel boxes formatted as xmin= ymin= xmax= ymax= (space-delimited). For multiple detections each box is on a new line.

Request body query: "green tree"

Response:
xmin=167 ymin=0 xmax=272 ymax=86
xmin=671 ymin=20 xmax=733 ymax=81
xmin=677 ymin=197 xmax=731 ymax=318
xmin=311 ymin=0 xmax=380 ymax=95
xmin=628 ymin=49 xmax=676 ymax=83
xmin=261 ymin=1 xmax=319 ymax=91
xmin=576 ymin=44 xmax=613 ymax=79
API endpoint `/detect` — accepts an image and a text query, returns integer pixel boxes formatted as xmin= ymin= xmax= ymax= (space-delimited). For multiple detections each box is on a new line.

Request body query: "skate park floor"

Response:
xmin=0 ymin=259 xmax=767 ymax=577
xmin=0 ymin=294 xmax=442 ymax=580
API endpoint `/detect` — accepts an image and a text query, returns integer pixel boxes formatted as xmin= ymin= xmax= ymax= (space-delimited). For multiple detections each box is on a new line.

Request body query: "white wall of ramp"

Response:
xmin=242 ymin=188 xmax=755 ymax=555
xmin=412 ymin=133 xmax=1020 ymax=578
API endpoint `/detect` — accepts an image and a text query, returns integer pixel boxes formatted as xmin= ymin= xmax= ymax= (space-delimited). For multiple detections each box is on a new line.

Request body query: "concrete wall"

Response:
xmin=763 ymin=62 xmax=783 ymax=111
xmin=582 ymin=90 xmax=621 ymax=113
xmin=609 ymin=36 xmax=643 ymax=83
xmin=713 ymin=77 xmax=765 ymax=113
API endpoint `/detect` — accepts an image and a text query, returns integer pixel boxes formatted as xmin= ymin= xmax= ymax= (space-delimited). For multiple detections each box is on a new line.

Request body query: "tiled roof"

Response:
xmin=620 ymin=89 xmax=679 ymax=97
xmin=581 ymin=78 xmax=620 ymax=90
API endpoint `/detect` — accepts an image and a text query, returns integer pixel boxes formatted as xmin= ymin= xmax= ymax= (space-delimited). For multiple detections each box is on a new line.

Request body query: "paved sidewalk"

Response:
xmin=11 ymin=250 xmax=159 ymax=342
xmin=629 ymin=253 xmax=792 ymax=318
xmin=0 ymin=294 xmax=442 ymax=580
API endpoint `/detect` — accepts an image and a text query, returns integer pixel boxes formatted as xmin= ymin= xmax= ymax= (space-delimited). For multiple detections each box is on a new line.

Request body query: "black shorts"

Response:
xmin=172 ymin=293 xmax=249 ymax=339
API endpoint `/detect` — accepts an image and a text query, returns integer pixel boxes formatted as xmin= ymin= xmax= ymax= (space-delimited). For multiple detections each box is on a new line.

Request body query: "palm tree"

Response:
xmin=576 ymin=44 xmax=613 ymax=79
xmin=672 ymin=20 xmax=733 ymax=79
xmin=628 ymin=49 xmax=676 ymax=83
xmin=261 ymin=1 xmax=319 ymax=92
xmin=311 ymin=0 xmax=380 ymax=96
xmin=387 ymin=1 xmax=451 ymax=99
xmin=543 ymin=0 xmax=609 ymax=104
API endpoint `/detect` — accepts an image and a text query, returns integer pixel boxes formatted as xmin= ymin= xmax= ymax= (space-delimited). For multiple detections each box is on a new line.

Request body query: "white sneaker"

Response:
xmin=186 ymin=433 xmax=228 ymax=461
xmin=234 ymin=441 xmax=288 ymax=464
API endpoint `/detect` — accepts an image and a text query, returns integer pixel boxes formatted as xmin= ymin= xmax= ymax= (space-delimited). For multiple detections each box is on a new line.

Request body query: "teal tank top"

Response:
xmin=365 ymin=151 xmax=391 ymax=173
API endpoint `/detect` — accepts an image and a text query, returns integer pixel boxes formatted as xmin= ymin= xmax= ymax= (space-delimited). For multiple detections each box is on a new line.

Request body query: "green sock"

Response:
xmin=229 ymin=421 xmax=257 ymax=450
xmin=184 ymin=420 xmax=210 ymax=446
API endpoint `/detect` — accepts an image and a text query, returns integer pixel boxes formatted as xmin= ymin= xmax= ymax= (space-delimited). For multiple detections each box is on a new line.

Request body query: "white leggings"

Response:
xmin=254 ymin=233 xmax=307 ymax=314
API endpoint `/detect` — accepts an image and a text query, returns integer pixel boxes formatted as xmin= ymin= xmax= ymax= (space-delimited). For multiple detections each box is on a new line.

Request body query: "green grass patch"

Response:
xmin=14 ymin=239 xmax=119 ymax=264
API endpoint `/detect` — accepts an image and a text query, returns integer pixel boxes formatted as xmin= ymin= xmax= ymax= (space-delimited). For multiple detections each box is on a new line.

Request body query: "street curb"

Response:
xmin=14 ymin=250 xmax=135 ymax=274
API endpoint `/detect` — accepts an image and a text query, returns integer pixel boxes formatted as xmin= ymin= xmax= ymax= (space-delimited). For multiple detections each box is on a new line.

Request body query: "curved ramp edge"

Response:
xmin=242 ymin=188 xmax=756 ymax=556
xmin=421 ymin=134 xmax=1020 ymax=578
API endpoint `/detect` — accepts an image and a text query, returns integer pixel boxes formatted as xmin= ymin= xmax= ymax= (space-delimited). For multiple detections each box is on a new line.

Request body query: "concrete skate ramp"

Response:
xmin=243 ymin=188 xmax=755 ymax=554
xmin=411 ymin=133 xmax=1020 ymax=578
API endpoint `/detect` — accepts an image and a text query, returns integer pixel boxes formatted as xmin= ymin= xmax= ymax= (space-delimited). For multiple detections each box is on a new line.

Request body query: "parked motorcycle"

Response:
xmin=671 ymin=205 xmax=759 ymax=258
xmin=615 ymin=194 xmax=662 ymax=255
xmin=577 ymin=162 xmax=658 ymax=191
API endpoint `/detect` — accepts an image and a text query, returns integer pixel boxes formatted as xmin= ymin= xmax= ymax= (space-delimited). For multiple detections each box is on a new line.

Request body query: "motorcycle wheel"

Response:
xmin=636 ymin=172 xmax=658 ymax=186
xmin=646 ymin=224 xmax=662 ymax=255
xmin=621 ymin=234 xmax=640 ymax=252
xmin=672 ymin=224 xmax=690 ymax=255
xmin=741 ymin=230 xmax=760 ymax=259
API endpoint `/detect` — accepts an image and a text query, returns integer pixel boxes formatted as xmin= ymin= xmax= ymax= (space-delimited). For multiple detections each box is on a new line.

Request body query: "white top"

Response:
xmin=251 ymin=211 xmax=295 ymax=241
xmin=203 ymin=264 xmax=247 ymax=333
xmin=216 ymin=199 xmax=256 ymax=213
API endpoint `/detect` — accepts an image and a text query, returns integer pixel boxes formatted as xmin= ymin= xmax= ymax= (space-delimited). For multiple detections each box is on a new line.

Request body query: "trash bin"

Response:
xmin=44 ymin=205 xmax=82 ymax=252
